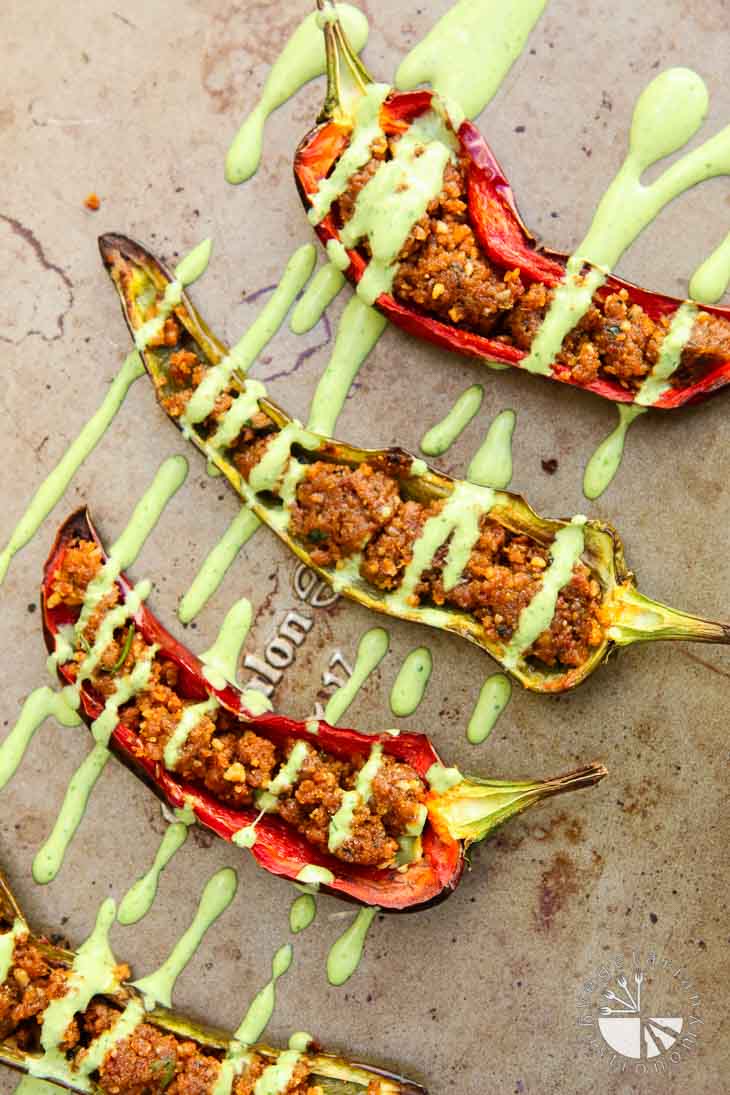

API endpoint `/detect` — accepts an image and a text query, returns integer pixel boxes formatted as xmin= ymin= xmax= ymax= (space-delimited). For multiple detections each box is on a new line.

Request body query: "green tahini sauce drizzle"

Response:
xmin=290 ymin=262 xmax=346 ymax=334
xmin=179 ymin=509 xmax=260 ymax=624
xmin=0 ymin=352 xmax=145 ymax=587
xmin=324 ymin=627 xmax=390 ymax=725
xmin=29 ymin=899 xmax=120 ymax=1088
xmin=389 ymin=647 xmax=433 ymax=717
xmin=583 ymin=404 xmax=647 ymax=500
xmin=328 ymin=743 xmax=384 ymax=853
xmin=690 ymin=232 xmax=730 ymax=303
xmin=466 ymin=674 xmax=512 ymax=745
xmin=133 ymin=867 xmax=238 ymax=1008
xmin=0 ymin=920 xmax=27 ymax=983
xmin=181 ymin=245 xmax=315 ymax=428
xmin=420 ymin=384 xmax=483 ymax=457
xmin=326 ymin=906 xmax=378 ymax=987
xmin=233 ymin=944 xmax=293 ymax=1046
xmin=306 ymin=295 xmax=387 ymax=436
xmin=467 ymin=409 xmax=516 ymax=489
xmin=289 ymin=894 xmax=317 ymax=934
xmin=199 ymin=596 xmax=252 ymax=690
xmin=117 ymin=808 xmax=195 ymax=925
xmin=0 ymin=688 xmax=81 ymax=791
xmin=523 ymin=68 xmax=730 ymax=392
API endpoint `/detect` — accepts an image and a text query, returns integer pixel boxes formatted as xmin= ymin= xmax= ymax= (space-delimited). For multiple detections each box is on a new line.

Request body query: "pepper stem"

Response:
xmin=316 ymin=0 xmax=375 ymax=123
xmin=606 ymin=585 xmax=730 ymax=647
xmin=428 ymin=763 xmax=607 ymax=848
xmin=0 ymin=868 xmax=26 ymax=930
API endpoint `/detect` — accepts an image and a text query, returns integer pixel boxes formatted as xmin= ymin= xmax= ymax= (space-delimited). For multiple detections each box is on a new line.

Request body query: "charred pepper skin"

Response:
xmin=294 ymin=29 xmax=730 ymax=409
xmin=97 ymin=233 xmax=730 ymax=694
xmin=42 ymin=509 xmax=606 ymax=912
xmin=0 ymin=870 xmax=427 ymax=1095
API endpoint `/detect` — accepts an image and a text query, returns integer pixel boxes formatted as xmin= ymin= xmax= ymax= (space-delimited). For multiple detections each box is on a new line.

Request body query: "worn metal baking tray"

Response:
xmin=1 ymin=1 xmax=728 ymax=1091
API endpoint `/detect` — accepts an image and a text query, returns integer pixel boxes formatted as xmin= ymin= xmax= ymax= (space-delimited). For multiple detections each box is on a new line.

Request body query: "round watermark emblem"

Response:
xmin=576 ymin=948 xmax=704 ymax=1075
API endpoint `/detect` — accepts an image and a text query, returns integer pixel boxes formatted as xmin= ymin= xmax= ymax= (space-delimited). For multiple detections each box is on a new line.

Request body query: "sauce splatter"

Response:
xmin=178 ymin=509 xmax=260 ymax=623
xmin=466 ymin=673 xmax=512 ymax=745
xmin=395 ymin=0 xmax=547 ymax=122
xmin=324 ymin=627 xmax=389 ymax=724
xmin=132 ymin=867 xmax=238 ymax=1008
xmin=420 ymin=384 xmax=483 ymax=457
xmin=583 ymin=404 xmax=647 ymax=500
xmin=467 ymin=409 xmax=516 ymax=489
xmin=389 ymin=646 xmax=432 ymax=717
xmin=306 ymin=296 xmax=387 ymax=435
xmin=326 ymin=906 xmax=378 ymax=986
xmin=225 ymin=5 xmax=369 ymax=184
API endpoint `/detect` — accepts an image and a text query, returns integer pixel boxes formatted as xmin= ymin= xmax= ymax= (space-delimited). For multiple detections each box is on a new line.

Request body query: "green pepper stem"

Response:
xmin=430 ymin=762 xmax=607 ymax=848
xmin=317 ymin=0 xmax=375 ymax=123
xmin=606 ymin=585 xmax=730 ymax=647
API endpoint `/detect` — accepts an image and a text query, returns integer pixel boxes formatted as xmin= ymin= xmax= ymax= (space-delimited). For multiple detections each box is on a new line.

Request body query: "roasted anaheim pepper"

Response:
xmin=292 ymin=5 xmax=730 ymax=408
xmin=99 ymin=233 xmax=730 ymax=692
xmin=42 ymin=508 xmax=607 ymax=911
xmin=0 ymin=870 xmax=423 ymax=1094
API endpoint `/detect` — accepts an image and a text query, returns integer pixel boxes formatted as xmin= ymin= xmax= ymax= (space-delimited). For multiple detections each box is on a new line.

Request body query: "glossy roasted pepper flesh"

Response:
xmin=99 ymin=233 xmax=730 ymax=693
xmin=0 ymin=868 xmax=425 ymax=1094
xmin=42 ymin=508 xmax=607 ymax=911
xmin=292 ymin=4 xmax=730 ymax=409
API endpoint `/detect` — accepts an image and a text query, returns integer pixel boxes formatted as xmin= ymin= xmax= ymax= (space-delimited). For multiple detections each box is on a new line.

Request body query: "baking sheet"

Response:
xmin=1 ymin=1 xmax=728 ymax=1091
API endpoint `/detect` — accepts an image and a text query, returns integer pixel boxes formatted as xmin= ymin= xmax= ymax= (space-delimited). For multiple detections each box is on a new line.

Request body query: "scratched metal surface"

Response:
xmin=1 ymin=1 xmax=729 ymax=1092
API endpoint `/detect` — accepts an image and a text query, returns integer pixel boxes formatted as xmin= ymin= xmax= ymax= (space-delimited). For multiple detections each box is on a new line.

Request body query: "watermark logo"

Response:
xmin=576 ymin=949 xmax=704 ymax=1075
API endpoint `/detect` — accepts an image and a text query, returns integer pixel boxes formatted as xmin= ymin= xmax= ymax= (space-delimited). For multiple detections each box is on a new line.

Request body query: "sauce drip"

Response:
xmin=583 ymin=404 xmax=647 ymax=500
xmin=289 ymin=894 xmax=317 ymax=934
xmin=326 ymin=906 xmax=378 ymax=987
xmin=389 ymin=646 xmax=433 ymax=717
xmin=133 ymin=867 xmax=238 ymax=1008
xmin=0 ymin=688 xmax=80 ymax=791
xmin=324 ymin=627 xmax=389 ymax=724
xmin=117 ymin=809 xmax=194 ymax=926
xmin=467 ymin=409 xmax=516 ymax=489
xmin=420 ymin=384 xmax=483 ymax=456
xmin=306 ymin=296 xmax=387 ymax=435
xmin=0 ymin=352 xmax=144 ymax=587
xmin=178 ymin=509 xmax=260 ymax=623
xmin=466 ymin=673 xmax=512 ymax=745
xmin=690 ymin=231 xmax=730 ymax=303
xmin=225 ymin=5 xmax=369 ymax=184
xmin=200 ymin=596 xmax=252 ymax=689
xmin=233 ymin=944 xmax=293 ymax=1046
xmin=290 ymin=262 xmax=345 ymax=334
xmin=395 ymin=0 xmax=547 ymax=121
